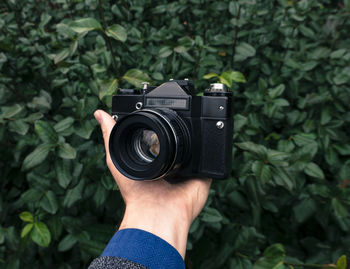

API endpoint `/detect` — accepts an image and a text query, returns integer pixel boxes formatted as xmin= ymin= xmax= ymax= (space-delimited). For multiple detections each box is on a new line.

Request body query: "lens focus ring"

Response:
xmin=109 ymin=108 xmax=190 ymax=181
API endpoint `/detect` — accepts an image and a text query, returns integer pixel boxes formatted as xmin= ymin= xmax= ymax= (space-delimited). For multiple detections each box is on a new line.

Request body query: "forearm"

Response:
xmin=119 ymin=201 xmax=191 ymax=258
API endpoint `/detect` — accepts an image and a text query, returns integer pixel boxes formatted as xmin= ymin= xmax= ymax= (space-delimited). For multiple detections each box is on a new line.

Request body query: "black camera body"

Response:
xmin=109 ymin=79 xmax=233 ymax=181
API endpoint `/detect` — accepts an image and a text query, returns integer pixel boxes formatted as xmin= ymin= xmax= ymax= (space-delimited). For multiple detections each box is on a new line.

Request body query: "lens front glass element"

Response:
xmin=133 ymin=129 xmax=160 ymax=163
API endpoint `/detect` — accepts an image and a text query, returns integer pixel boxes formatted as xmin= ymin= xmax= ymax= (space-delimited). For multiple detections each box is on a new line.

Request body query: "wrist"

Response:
xmin=119 ymin=201 xmax=191 ymax=258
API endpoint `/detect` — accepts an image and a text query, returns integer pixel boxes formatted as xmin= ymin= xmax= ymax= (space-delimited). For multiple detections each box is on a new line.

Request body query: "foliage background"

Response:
xmin=1 ymin=0 xmax=350 ymax=268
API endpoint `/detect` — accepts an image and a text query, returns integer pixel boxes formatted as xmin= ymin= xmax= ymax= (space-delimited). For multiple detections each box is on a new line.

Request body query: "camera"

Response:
xmin=109 ymin=79 xmax=233 ymax=181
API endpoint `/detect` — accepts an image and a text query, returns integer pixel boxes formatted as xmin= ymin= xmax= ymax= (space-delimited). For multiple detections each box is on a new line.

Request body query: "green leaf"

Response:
xmin=236 ymin=42 xmax=256 ymax=59
xmin=21 ymin=223 xmax=34 ymax=238
xmin=228 ymin=71 xmax=246 ymax=83
xmin=230 ymin=257 xmax=253 ymax=269
xmin=334 ymin=144 xmax=350 ymax=156
xmin=293 ymin=199 xmax=317 ymax=223
xmin=35 ymin=120 xmax=58 ymax=143
xmin=8 ymin=120 xmax=29 ymax=135
xmin=98 ymin=78 xmax=118 ymax=100
xmin=203 ymin=73 xmax=219 ymax=79
xmin=268 ymin=84 xmax=285 ymax=99
xmin=54 ymin=48 xmax=70 ymax=64
xmin=235 ymin=142 xmax=267 ymax=157
xmin=105 ymin=24 xmax=127 ymax=42
xmin=299 ymin=25 xmax=315 ymax=38
xmin=40 ymin=191 xmax=58 ymax=214
xmin=334 ymin=73 xmax=349 ymax=85
xmin=58 ymin=234 xmax=78 ymax=252
xmin=55 ymin=160 xmax=72 ymax=189
xmin=0 ymin=227 xmax=4 ymax=244
xmin=267 ymin=150 xmax=289 ymax=166
xmin=332 ymin=198 xmax=348 ymax=218
xmin=1 ymin=104 xmax=24 ymax=118
xmin=330 ymin=49 xmax=347 ymax=59
xmin=252 ymin=161 xmax=271 ymax=184
xmin=58 ymin=143 xmax=77 ymax=159
xmin=220 ymin=70 xmax=246 ymax=87
xmin=79 ymin=237 xmax=106 ymax=257
xmin=272 ymin=166 xmax=293 ymax=191
xmin=274 ymin=98 xmax=289 ymax=107
xmin=20 ymin=189 xmax=43 ymax=203
xmin=122 ymin=69 xmax=151 ymax=88
xmin=304 ymin=162 xmax=325 ymax=180
xmin=63 ymin=180 xmax=84 ymax=208
xmin=253 ymin=244 xmax=285 ymax=269
xmin=174 ymin=45 xmax=187 ymax=53
xmin=54 ymin=117 xmax=74 ymax=133
xmin=336 ymin=255 xmax=347 ymax=269
xmin=75 ymin=120 xmax=95 ymax=139
xmin=234 ymin=114 xmax=248 ymax=132
xmin=293 ymin=133 xmax=317 ymax=146
xmin=229 ymin=1 xmax=240 ymax=16
xmin=39 ymin=13 xmax=52 ymax=31
xmin=31 ymin=222 xmax=51 ymax=247
xmin=48 ymin=216 xmax=63 ymax=241
xmin=22 ymin=144 xmax=53 ymax=170
xmin=69 ymin=18 xmax=102 ymax=33
xmin=19 ymin=212 xmax=33 ymax=223
xmin=201 ymin=207 xmax=223 ymax=222
xmin=158 ymin=46 xmax=173 ymax=58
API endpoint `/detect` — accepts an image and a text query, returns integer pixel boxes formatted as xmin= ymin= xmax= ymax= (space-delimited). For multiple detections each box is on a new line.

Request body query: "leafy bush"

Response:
xmin=1 ymin=0 xmax=350 ymax=268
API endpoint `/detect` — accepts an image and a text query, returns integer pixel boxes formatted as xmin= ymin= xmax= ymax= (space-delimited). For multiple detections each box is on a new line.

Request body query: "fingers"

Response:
xmin=94 ymin=109 xmax=116 ymax=158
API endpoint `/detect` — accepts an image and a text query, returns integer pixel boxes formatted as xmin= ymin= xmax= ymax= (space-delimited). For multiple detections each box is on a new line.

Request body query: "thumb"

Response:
xmin=94 ymin=110 xmax=116 ymax=156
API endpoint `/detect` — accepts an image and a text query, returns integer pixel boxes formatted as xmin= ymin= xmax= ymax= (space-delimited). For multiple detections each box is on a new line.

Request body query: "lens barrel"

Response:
xmin=109 ymin=109 xmax=190 ymax=180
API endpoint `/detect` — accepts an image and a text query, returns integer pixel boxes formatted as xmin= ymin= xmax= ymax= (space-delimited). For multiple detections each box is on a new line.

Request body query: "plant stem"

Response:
xmin=98 ymin=0 xmax=119 ymax=78
xmin=232 ymin=5 xmax=241 ymax=68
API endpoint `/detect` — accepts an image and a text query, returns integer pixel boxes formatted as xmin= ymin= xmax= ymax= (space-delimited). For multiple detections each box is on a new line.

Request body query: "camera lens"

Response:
xmin=109 ymin=109 xmax=190 ymax=181
xmin=133 ymin=129 xmax=160 ymax=163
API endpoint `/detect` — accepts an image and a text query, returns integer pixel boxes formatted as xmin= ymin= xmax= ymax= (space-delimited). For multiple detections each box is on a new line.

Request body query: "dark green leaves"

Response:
xmin=40 ymin=191 xmax=58 ymax=214
xmin=58 ymin=143 xmax=77 ymax=159
xmin=55 ymin=160 xmax=73 ymax=189
xmin=235 ymin=42 xmax=256 ymax=61
xmin=0 ymin=104 xmax=24 ymax=119
xmin=54 ymin=117 xmax=74 ymax=133
xmin=293 ymin=199 xmax=317 ymax=223
xmin=304 ymin=162 xmax=325 ymax=180
xmin=122 ymin=69 xmax=151 ymax=87
xmin=203 ymin=70 xmax=246 ymax=87
xmin=69 ymin=18 xmax=102 ymax=33
xmin=22 ymin=144 xmax=53 ymax=170
xmin=252 ymin=161 xmax=271 ymax=184
xmin=2 ymin=0 xmax=350 ymax=267
xmin=58 ymin=234 xmax=78 ymax=252
xmin=105 ymin=24 xmax=127 ymax=42
xmin=35 ymin=121 xmax=58 ymax=143
xmin=201 ymin=207 xmax=223 ymax=222
xmin=268 ymin=85 xmax=285 ymax=99
xmin=253 ymin=244 xmax=285 ymax=269
xmin=63 ymin=181 xmax=84 ymax=208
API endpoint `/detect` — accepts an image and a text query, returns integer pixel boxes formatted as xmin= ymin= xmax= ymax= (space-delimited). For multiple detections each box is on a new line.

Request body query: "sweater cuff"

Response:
xmin=101 ymin=228 xmax=185 ymax=269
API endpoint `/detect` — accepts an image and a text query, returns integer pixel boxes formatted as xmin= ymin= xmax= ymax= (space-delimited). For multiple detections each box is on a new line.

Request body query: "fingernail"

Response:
xmin=94 ymin=110 xmax=102 ymax=125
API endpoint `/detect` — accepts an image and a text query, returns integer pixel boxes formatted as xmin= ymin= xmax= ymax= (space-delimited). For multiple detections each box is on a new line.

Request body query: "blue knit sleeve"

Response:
xmin=101 ymin=228 xmax=185 ymax=269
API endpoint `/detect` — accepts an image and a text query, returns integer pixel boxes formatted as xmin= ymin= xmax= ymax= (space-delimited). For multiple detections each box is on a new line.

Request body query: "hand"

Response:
xmin=94 ymin=110 xmax=211 ymax=258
